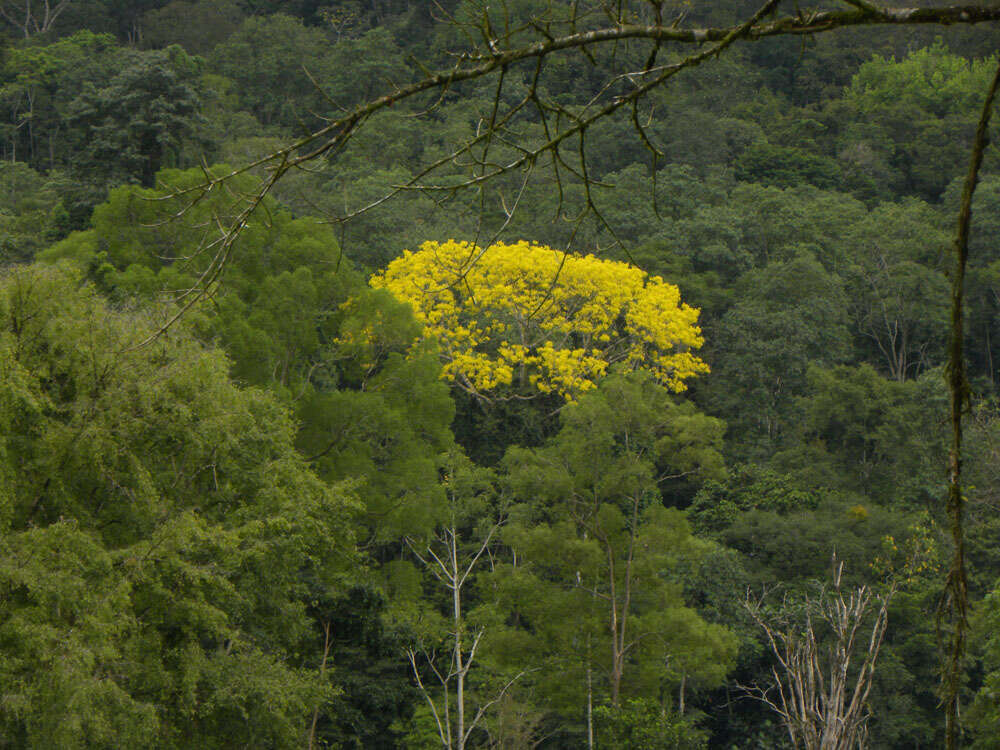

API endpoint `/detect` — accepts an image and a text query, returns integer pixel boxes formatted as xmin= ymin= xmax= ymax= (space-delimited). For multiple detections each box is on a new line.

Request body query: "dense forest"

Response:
xmin=2 ymin=0 xmax=1000 ymax=747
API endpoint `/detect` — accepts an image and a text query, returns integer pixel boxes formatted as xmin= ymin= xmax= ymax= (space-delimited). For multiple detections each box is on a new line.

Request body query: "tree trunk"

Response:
xmin=307 ymin=619 xmax=332 ymax=750
xmin=586 ymin=663 xmax=594 ymax=750
xmin=454 ymin=542 xmax=466 ymax=750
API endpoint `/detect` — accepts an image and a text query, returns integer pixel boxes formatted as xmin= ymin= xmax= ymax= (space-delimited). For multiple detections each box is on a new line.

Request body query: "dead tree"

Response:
xmin=0 ymin=0 xmax=72 ymax=36
xmin=744 ymin=558 xmax=894 ymax=750
xmin=403 ymin=451 xmax=524 ymax=750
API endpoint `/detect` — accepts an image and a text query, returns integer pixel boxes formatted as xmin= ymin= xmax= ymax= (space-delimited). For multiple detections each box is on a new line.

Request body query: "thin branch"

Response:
xmin=464 ymin=669 xmax=533 ymax=745
xmin=409 ymin=649 xmax=451 ymax=748
xmin=838 ymin=0 xmax=887 ymax=16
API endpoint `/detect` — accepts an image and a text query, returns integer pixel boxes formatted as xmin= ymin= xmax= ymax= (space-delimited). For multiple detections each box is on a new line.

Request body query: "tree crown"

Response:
xmin=371 ymin=239 xmax=708 ymax=401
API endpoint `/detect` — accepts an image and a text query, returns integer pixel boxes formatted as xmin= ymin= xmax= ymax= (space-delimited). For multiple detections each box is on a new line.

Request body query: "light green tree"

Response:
xmin=0 ymin=264 xmax=360 ymax=748
xmin=492 ymin=372 xmax=735 ymax=746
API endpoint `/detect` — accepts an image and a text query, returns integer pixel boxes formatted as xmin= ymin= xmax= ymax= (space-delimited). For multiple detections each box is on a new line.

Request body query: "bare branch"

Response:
xmin=744 ymin=559 xmax=895 ymax=750
xmin=141 ymin=1 xmax=1000 ymax=342
xmin=409 ymin=649 xmax=452 ymax=748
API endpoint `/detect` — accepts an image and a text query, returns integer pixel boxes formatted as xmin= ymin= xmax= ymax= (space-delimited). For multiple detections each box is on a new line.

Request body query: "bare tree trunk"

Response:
xmin=603 ymin=491 xmax=641 ymax=708
xmin=586 ymin=659 xmax=594 ymax=750
xmin=307 ymin=619 xmax=333 ymax=750
xmin=744 ymin=558 xmax=894 ymax=750
xmin=679 ymin=673 xmax=686 ymax=716
xmin=453 ymin=536 xmax=466 ymax=750
xmin=606 ymin=540 xmax=622 ymax=707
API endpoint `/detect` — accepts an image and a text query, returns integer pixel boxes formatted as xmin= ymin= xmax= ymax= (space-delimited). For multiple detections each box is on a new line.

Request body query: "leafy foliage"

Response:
xmin=0 ymin=4 xmax=998 ymax=747
xmin=490 ymin=373 xmax=734 ymax=736
xmin=594 ymin=699 xmax=707 ymax=749
xmin=0 ymin=265 xmax=359 ymax=747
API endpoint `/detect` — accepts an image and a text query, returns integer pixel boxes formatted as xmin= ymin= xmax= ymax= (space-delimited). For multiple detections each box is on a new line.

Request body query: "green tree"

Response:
xmin=141 ymin=0 xmax=245 ymax=54
xmin=705 ymin=249 xmax=852 ymax=451
xmin=209 ymin=14 xmax=334 ymax=129
xmin=841 ymin=200 xmax=950 ymax=381
xmin=0 ymin=162 xmax=71 ymax=263
xmin=735 ymin=141 xmax=841 ymax=190
xmin=942 ymin=175 xmax=1000 ymax=385
xmin=839 ymin=42 xmax=999 ymax=200
xmin=65 ymin=45 xmax=205 ymax=187
xmin=493 ymin=373 xmax=734 ymax=745
xmin=41 ymin=166 xmax=456 ymax=543
xmin=39 ymin=168 xmax=458 ymax=744
xmin=688 ymin=464 xmax=820 ymax=537
xmin=0 ymin=31 xmax=118 ymax=167
xmin=970 ymin=581 xmax=1000 ymax=748
xmin=593 ymin=698 xmax=707 ymax=750
xmin=0 ymin=264 xmax=360 ymax=747
xmin=0 ymin=32 xmax=209 ymax=223
xmin=771 ymin=364 xmax=947 ymax=506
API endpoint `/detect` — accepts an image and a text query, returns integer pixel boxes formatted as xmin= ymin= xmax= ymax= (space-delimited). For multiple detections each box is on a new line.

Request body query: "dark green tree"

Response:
xmin=65 ymin=45 xmax=205 ymax=188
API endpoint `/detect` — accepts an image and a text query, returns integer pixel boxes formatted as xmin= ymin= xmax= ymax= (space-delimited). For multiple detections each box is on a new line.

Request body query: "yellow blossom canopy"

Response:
xmin=371 ymin=240 xmax=709 ymax=400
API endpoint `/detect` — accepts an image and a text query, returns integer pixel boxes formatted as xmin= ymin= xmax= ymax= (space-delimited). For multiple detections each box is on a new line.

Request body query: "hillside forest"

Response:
xmin=2 ymin=1 xmax=1000 ymax=748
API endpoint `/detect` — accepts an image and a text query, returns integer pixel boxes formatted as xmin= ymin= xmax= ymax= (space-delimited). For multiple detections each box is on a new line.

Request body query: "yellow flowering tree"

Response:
xmin=370 ymin=240 xmax=709 ymax=401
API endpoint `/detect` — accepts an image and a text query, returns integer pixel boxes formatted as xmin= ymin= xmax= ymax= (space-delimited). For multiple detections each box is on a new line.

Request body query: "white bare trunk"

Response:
xmin=744 ymin=558 xmax=894 ymax=750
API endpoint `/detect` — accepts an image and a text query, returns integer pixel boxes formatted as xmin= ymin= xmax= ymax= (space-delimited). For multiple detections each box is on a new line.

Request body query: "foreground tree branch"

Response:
xmin=141 ymin=1 xmax=1000 ymax=347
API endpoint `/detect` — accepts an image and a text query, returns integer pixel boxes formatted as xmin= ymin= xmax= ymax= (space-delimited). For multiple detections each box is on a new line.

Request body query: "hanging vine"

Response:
xmin=941 ymin=57 xmax=1000 ymax=750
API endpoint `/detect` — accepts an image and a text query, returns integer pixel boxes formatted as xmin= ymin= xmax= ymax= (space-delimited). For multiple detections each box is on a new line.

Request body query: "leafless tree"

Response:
xmin=403 ymin=453 xmax=524 ymax=750
xmin=0 ymin=0 xmax=72 ymax=36
xmin=743 ymin=558 xmax=895 ymax=750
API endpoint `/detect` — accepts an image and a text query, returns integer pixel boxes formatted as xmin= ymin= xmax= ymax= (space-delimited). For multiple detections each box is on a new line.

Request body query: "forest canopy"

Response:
xmin=1 ymin=1 xmax=1000 ymax=748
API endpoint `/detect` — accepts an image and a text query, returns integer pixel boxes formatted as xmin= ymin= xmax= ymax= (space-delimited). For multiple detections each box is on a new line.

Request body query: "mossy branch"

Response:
xmin=940 ymin=56 xmax=1000 ymax=750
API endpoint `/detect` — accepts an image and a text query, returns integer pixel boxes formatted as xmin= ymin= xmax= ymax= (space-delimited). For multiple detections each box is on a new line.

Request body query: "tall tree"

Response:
xmin=390 ymin=449 xmax=518 ymax=750
xmin=65 ymin=45 xmax=205 ymax=188
xmin=494 ymin=372 xmax=734 ymax=744
xmin=842 ymin=201 xmax=950 ymax=381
